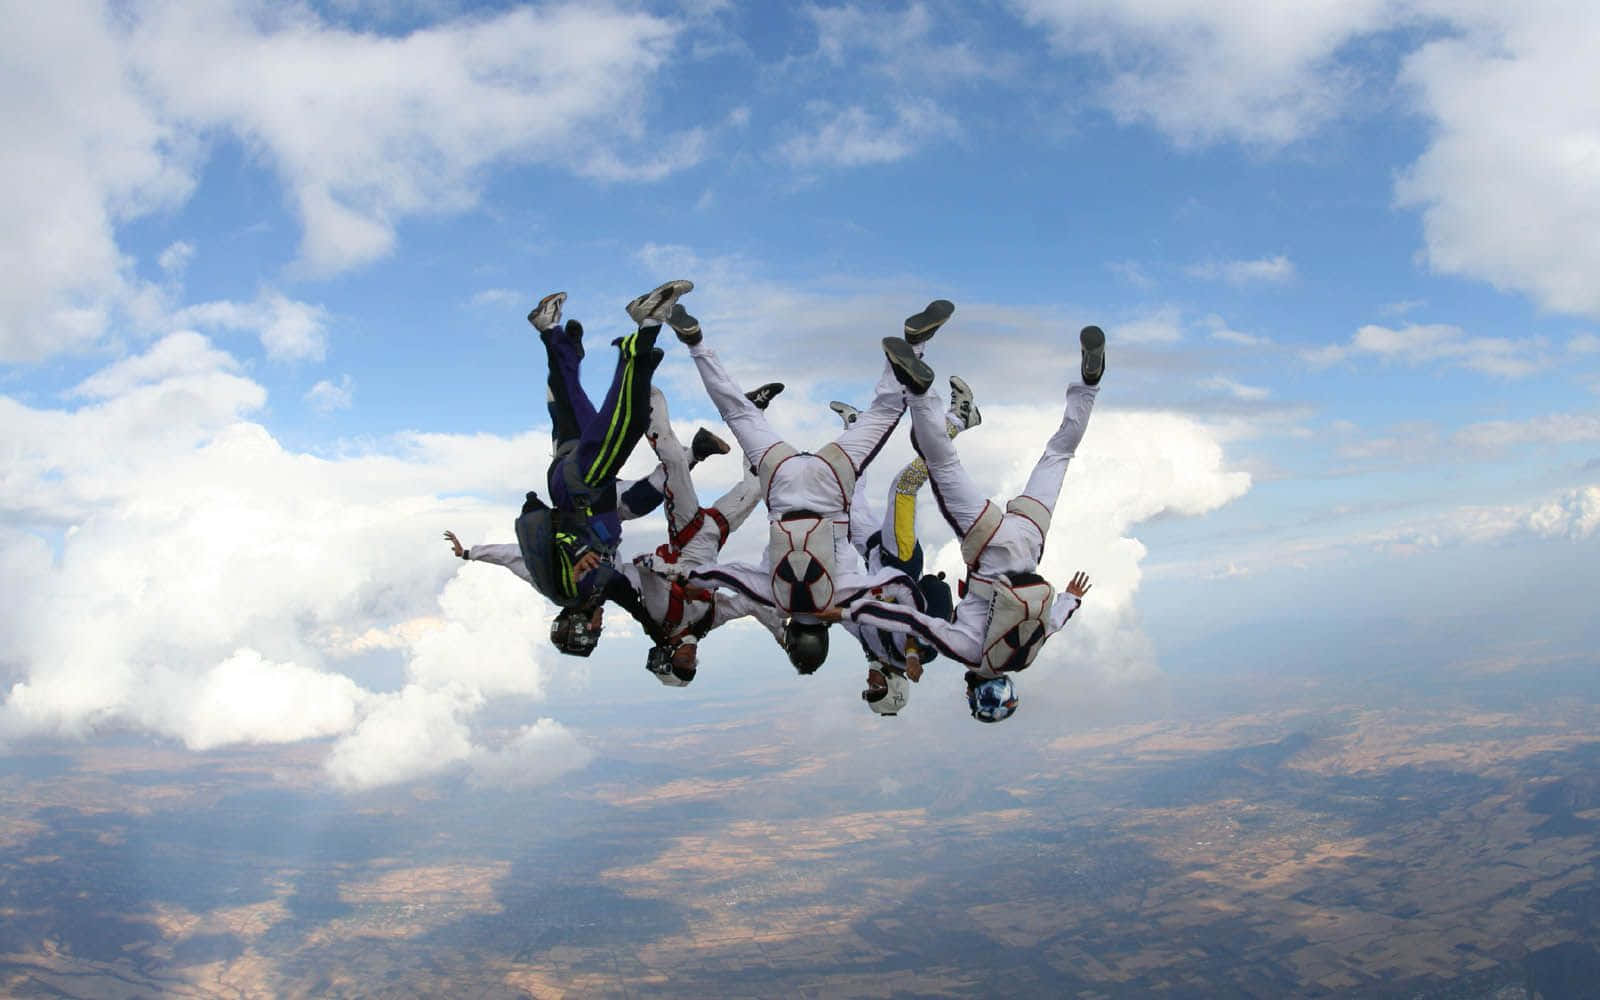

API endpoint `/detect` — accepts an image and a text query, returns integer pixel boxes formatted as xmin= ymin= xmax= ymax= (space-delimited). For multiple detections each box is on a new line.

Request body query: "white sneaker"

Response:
xmin=625 ymin=279 xmax=694 ymax=326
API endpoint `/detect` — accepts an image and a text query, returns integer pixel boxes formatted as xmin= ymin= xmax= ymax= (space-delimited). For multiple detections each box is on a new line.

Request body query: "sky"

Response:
xmin=2 ymin=0 xmax=1598 ymax=791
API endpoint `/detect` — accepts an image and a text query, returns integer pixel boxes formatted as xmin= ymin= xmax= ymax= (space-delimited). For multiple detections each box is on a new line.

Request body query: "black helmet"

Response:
xmin=784 ymin=621 xmax=829 ymax=674
xmin=550 ymin=606 xmax=602 ymax=657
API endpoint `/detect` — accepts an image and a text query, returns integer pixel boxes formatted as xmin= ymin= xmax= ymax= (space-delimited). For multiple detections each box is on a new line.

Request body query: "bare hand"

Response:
xmin=815 ymin=607 xmax=843 ymax=623
xmin=1066 ymin=571 xmax=1091 ymax=599
xmin=443 ymin=530 xmax=466 ymax=559
xmin=573 ymin=551 xmax=604 ymax=579
xmin=904 ymin=646 xmax=924 ymax=683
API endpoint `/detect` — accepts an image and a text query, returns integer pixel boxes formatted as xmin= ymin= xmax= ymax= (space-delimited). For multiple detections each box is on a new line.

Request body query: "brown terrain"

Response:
xmin=2 ymin=673 xmax=1598 ymax=998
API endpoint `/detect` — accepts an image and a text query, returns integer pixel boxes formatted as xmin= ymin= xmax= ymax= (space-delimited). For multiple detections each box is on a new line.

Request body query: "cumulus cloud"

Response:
xmin=467 ymin=718 xmax=595 ymax=789
xmin=1306 ymin=322 xmax=1549 ymax=377
xmin=0 ymin=332 xmax=585 ymax=788
xmin=1 ymin=1 xmax=697 ymax=361
xmin=1397 ymin=2 xmax=1600 ymax=319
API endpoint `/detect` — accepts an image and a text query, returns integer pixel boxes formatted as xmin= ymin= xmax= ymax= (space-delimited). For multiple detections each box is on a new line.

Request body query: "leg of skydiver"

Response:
xmin=904 ymin=384 xmax=992 ymax=537
xmin=1013 ymin=327 xmax=1104 ymax=520
xmin=547 ymin=325 xmax=665 ymax=543
xmin=643 ymin=386 xmax=701 ymax=539
xmin=686 ymin=343 xmax=786 ymax=467
xmin=542 ymin=322 xmax=594 ymax=448
xmin=829 ymin=355 xmax=910 ymax=476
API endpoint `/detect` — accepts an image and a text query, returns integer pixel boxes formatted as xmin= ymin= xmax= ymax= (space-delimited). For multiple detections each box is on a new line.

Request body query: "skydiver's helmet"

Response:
xmin=784 ymin=620 xmax=829 ymax=674
xmin=919 ymin=571 xmax=954 ymax=622
xmin=862 ymin=666 xmax=910 ymax=716
xmin=645 ymin=643 xmax=697 ymax=687
xmin=966 ymin=671 xmax=1018 ymax=723
xmin=550 ymin=605 xmax=602 ymax=657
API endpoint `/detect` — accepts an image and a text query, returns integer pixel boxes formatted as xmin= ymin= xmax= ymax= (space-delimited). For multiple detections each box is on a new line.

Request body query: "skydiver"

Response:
xmin=615 ymin=386 xmax=788 ymax=687
xmin=828 ymin=324 xmax=1105 ymax=722
xmin=831 ymin=376 xmax=981 ymax=716
xmin=441 ymin=282 xmax=692 ymax=656
xmin=668 ymin=300 xmax=957 ymax=674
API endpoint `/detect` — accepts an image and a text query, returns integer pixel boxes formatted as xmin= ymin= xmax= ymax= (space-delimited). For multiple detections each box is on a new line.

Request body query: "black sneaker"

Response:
xmin=904 ymin=299 xmax=954 ymax=344
xmin=745 ymin=382 xmax=785 ymax=410
xmin=829 ymin=401 xmax=860 ymax=429
xmin=526 ymin=291 xmax=566 ymax=332
xmin=666 ymin=303 xmax=701 ymax=345
xmin=1080 ymin=325 xmax=1105 ymax=386
xmin=691 ymin=428 xmax=730 ymax=463
xmin=625 ymin=279 xmax=694 ymax=326
xmin=564 ymin=318 xmax=584 ymax=360
xmin=882 ymin=337 xmax=934 ymax=395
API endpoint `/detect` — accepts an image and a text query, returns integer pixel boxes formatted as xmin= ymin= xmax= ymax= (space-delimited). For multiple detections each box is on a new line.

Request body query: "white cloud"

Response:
xmin=158 ymin=241 xmax=196 ymax=277
xmin=0 ymin=0 xmax=196 ymax=361
xmin=1307 ymin=322 xmax=1548 ymax=377
xmin=1201 ymin=376 xmax=1270 ymax=401
xmin=778 ymin=99 xmax=957 ymax=169
xmin=0 ymin=1 xmax=698 ymax=361
xmin=127 ymin=2 xmax=690 ymax=277
xmin=806 ymin=3 xmax=1001 ymax=87
xmin=1205 ymin=315 xmax=1271 ymax=347
xmin=174 ymin=290 xmax=330 ymax=362
xmin=160 ymin=649 xmax=369 ymax=751
xmin=1187 ymin=255 xmax=1296 ymax=285
xmin=1569 ymin=333 xmax=1600 ymax=355
xmin=305 ymin=375 xmax=354 ymax=413
xmin=325 ymin=684 xmax=478 ymax=790
xmin=1116 ymin=305 xmax=1184 ymax=344
xmin=1452 ymin=414 xmax=1600 ymax=453
xmin=1396 ymin=3 xmax=1600 ymax=319
xmin=0 ymin=332 xmax=574 ymax=786
xmin=1015 ymin=0 xmax=1396 ymax=147
xmin=467 ymin=718 xmax=595 ymax=789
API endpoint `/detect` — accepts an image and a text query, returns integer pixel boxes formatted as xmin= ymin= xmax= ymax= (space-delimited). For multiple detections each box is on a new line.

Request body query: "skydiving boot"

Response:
xmin=666 ymin=303 xmax=701 ymax=345
xmin=625 ymin=279 xmax=694 ymax=327
xmin=882 ymin=337 xmax=935 ymax=395
xmin=1080 ymin=325 xmax=1106 ymax=386
xmin=946 ymin=375 xmax=981 ymax=437
xmin=829 ymin=401 xmax=860 ymax=429
xmin=691 ymin=428 xmax=731 ymax=465
xmin=904 ymin=299 xmax=954 ymax=344
xmin=745 ymin=382 xmax=785 ymax=410
xmin=527 ymin=291 xmax=566 ymax=332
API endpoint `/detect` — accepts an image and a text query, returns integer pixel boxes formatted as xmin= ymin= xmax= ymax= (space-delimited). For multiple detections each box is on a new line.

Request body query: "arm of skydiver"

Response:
xmin=1048 ymin=570 xmax=1092 ymax=635
xmin=839 ymin=599 xmax=982 ymax=666
xmin=685 ymin=560 xmax=776 ymax=608
xmin=599 ymin=570 xmax=669 ymax=646
xmin=711 ymin=591 xmax=788 ymax=645
xmin=445 ymin=533 xmax=533 ymax=584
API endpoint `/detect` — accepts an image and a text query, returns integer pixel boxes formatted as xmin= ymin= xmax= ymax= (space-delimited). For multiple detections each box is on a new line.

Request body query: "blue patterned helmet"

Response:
xmin=967 ymin=673 xmax=1018 ymax=723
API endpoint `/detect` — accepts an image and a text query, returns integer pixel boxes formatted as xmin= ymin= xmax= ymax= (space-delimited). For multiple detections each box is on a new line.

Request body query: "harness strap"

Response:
xmin=959 ymin=501 xmax=1005 ymax=570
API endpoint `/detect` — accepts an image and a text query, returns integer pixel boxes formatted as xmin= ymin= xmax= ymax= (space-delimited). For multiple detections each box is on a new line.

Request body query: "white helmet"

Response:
xmin=862 ymin=668 xmax=910 ymax=716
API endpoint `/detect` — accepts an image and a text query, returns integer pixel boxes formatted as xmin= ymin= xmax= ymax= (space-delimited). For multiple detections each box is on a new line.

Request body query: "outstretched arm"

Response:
xmin=1049 ymin=571 xmax=1090 ymax=634
xmin=840 ymin=599 xmax=981 ymax=666
xmin=445 ymin=532 xmax=533 ymax=584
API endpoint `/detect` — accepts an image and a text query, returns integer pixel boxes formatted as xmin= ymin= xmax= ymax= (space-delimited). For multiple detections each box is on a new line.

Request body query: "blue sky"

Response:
xmin=2 ymin=0 xmax=1597 ymax=788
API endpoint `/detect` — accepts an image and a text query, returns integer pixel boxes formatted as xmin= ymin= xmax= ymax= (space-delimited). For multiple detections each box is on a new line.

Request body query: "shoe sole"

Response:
xmin=627 ymin=279 xmax=695 ymax=325
xmin=1080 ymin=325 xmax=1105 ymax=384
xmin=829 ymin=401 xmax=860 ymax=427
xmin=667 ymin=304 xmax=700 ymax=338
xmin=904 ymin=299 xmax=954 ymax=344
xmin=882 ymin=337 xmax=934 ymax=394
xmin=527 ymin=291 xmax=567 ymax=330
xmin=745 ymin=383 xmax=785 ymax=409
